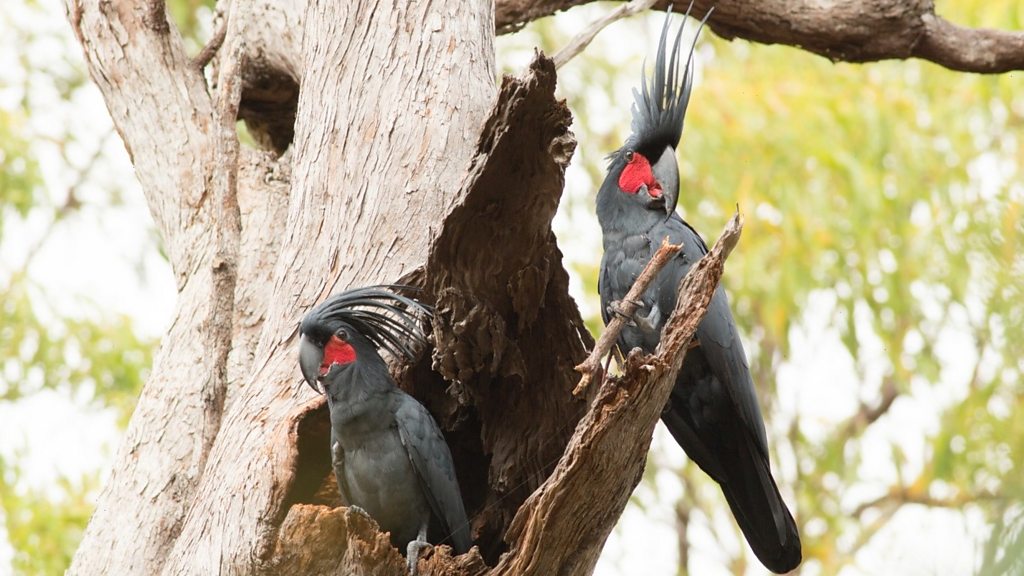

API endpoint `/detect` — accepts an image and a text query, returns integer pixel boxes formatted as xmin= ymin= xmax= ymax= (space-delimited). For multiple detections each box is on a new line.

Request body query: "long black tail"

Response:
xmin=661 ymin=404 xmax=801 ymax=573
xmin=717 ymin=433 xmax=802 ymax=573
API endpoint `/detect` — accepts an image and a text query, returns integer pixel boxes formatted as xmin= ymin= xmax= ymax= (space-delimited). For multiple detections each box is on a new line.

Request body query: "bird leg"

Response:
xmin=406 ymin=521 xmax=431 ymax=576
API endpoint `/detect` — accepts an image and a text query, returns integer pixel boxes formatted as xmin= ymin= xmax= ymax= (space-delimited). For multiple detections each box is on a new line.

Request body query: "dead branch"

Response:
xmin=551 ymin=0 xmax=659 ymax=70
xmin=573 ymin=238 xmax=681 ymax=395
xmin=193 ymin=16 xmax=228 ymax=70
xmin=917 ymin=13 xmax=1024 ymax=74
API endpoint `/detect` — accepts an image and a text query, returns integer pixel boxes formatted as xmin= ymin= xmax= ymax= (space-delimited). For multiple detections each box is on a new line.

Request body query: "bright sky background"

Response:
xmin=0 ymin=2 xmax=995 ymax=575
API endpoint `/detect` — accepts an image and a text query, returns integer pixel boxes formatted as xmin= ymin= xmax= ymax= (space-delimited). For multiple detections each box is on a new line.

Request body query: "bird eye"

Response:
xmin=335 ymin=329 xmax=349 ymax=341
xmin=625 ymin=151 xmax=635 ymax=162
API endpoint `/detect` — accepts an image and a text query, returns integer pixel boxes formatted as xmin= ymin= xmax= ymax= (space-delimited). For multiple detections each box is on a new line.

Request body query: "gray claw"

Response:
xmin=608 ymin=299 xmax=661 ymax=333
xmin=634 ymin=302 xmax=661 ymax=332
xmin=346 ymin=505 xmax=372 ymax=520
xmin=607 ymin=299 xmax=643 ymax=326
xmin=407 ymin=539 xmax=432 ymax=576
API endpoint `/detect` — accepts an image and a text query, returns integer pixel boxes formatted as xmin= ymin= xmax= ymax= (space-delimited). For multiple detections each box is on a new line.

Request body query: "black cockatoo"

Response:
xmin=595 ymin=9 xmax=802 ymax=574
xmin=298 ymin=286 xmax=471 ymax=573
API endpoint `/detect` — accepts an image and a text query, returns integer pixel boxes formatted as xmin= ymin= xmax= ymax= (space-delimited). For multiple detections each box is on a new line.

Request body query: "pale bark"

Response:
xmin=65 ymin=0 xmax=220 ymax=570
xmin=66 ymin=0 xmax=506 ymax=573
xmin=63 ymin=0 xmax=1019 ymax=574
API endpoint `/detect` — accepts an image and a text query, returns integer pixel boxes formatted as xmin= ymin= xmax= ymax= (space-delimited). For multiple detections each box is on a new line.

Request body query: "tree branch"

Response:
xmin=492 ymin=212 xmax=743 ymax=576
xmin=197 ymin=0 xmax=245 ymax=498
xmin=192 ymin=15 xmax=228 ymax=70
xmin=496 ymin=0 xmax=1024 ymax=74
xmin=917 ymin=13 xmax=1024 ymax=74
xmin=220 ymin=0 xmax=1018 ymax=149
xmin=551 ymin=0 xmax=659 ymax=70
xmin=841 ymin=375 xmax=899 ymax=440
xmin=65 ymin=2 xmax=230 ymax=572
xmin=851 ymin=485 xmax=1003 ymax=518
xmin=573 ymin=238 xmax=681 ymax=395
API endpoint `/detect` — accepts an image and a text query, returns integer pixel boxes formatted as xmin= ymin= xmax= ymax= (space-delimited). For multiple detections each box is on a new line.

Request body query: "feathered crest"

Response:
xmin=301 ymin=285 xmax=432 ymax=360
xmin=625 ymin=3 xmax=712 ymax=154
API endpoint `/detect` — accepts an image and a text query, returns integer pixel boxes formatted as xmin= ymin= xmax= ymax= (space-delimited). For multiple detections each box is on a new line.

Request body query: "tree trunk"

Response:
xmin=65 ymin=0 xmax=1024 ymax=574
xmin=66 ymin=1 xmax=598 ymax=574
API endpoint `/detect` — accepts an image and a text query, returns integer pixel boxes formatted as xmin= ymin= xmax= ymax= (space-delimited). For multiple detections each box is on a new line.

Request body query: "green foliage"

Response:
xmin=503 ymin=0 xmax=1023 ymax=573
xmin=0 ymin=111 xmax=38 ymax=226
xmin=0 ymin=3 xmax=160 ymax=574
xmin=0 ymin=454 xmax=98 ymax=575
xmin=0 ymin=279 xmax=152 ymax=425
xmin=167 ymin=0 xmax=216 ymax=49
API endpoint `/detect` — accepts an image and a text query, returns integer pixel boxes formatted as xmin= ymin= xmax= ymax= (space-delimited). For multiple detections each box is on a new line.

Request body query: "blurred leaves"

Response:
xmin=1 ymin=1 xmax=163 ymax=574
xmin=0 ymin=111 xmax=38 ymax=227
xmin=502 ymin=0 xmax=1023 ymax=573
xmin=167 ymin=0 xmax=216 ymax=47
xmin=0 ymin=454 xmax=98 ymax=575
xmin=0 ymin=279 xmax=152 ymax=425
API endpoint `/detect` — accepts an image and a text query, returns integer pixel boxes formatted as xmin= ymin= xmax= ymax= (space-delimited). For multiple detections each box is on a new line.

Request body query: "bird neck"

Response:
xmin=597 ymin=181 xmax=668 ymax=239
xmin=322 ymin=354 xmax=398 ymax=424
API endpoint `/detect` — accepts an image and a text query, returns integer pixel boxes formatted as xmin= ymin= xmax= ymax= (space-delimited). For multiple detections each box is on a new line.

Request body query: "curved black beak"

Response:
xmin=299 ymin=335 xmax=324 ymax=394
xmin=651 ymin=145 xmax=679 ymax=217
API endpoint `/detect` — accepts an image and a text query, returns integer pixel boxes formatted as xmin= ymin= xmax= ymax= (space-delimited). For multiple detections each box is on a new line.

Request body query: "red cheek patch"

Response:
xmin=320 ymin=335 xmax=357 ymax=376
xmin=618 ymin=152 xmax=661 ymax=196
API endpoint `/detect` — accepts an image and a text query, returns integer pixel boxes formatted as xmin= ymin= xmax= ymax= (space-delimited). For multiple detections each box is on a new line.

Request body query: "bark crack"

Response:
xmin=200 ymin=0 xmax=245 ymax=477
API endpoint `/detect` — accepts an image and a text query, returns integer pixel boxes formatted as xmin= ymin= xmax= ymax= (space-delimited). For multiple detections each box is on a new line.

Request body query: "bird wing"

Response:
xmin=695 ymin=289 xmax=770 ymax=454
xmin=600 ymin=234 xmax=665 ymax=352
xmin=329 ymin=428 xmax=354 ymax=505
xmin=657 ymin=215 xmax=770 ymax=456
xmin=598 ymin=250 xmax=612 ymax=327
xmin=394 ymin=395 xmax=472 ymax=553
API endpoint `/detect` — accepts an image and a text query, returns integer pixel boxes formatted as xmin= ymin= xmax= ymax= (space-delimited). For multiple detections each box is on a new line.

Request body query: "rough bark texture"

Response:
xmin=63 ymin=0 xmax=1018 ymax=574
xmin=496 ymin=0 xmax=1024 ymax=73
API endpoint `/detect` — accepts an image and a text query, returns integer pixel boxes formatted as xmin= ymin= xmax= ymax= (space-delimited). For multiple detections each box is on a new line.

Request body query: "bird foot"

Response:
xmin=634 ymin=304 xmax=661 ymax=333
xmin=406 ymin=539 xmax=433 ymax=576
xmin=608 ymin=299 xmax=661 ymax=333
xmin=607 ymin=299 xmax=643 ymax=326
xmin=346 ymin=505 xmax=373 ymax=521
xmin=687 ymin=337 xmax=700 ymax=350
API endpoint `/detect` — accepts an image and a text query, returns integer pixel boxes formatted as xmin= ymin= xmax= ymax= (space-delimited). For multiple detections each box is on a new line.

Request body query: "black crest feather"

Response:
xmin=300 ymin=285 xmax=432 ymax=360
xmin=625 ymin=3 xmax=712 ymax=155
